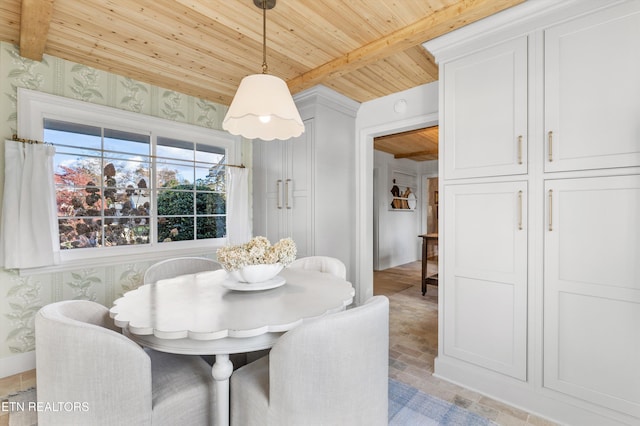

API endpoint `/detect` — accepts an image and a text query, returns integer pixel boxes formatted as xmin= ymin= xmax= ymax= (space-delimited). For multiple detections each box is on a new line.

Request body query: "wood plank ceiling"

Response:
xmin=374 ymin=125 xmax=439 ymax=162
xmin=0 ymin=0 xmax=524 ymax=158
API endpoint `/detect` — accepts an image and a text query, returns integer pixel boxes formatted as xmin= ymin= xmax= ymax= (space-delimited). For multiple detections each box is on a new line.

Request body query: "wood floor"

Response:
xmin=375 ymin=261 xmax=557 ymax=426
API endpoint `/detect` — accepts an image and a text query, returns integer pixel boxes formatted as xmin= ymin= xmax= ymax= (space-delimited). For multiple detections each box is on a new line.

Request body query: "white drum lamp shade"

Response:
xmin=222 ymin=74 xmax=305 ymax=141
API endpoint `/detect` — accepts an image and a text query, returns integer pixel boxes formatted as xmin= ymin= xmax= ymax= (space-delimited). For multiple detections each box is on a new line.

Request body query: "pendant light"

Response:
xmin=222 ymin=0 xmax=304 ymax=141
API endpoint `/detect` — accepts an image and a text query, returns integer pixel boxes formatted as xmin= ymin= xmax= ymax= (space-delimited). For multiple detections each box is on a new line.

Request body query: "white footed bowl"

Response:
xmin=229 ymin=263 xmax=284 ymax=283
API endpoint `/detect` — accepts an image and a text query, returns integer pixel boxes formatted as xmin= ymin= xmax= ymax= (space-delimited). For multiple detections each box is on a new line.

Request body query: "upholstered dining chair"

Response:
xmin=230 ymin=295 xmax=389 ymax=426
xmin=144 ymin=256 xmax=221 ymax=284
xmin=35 ymin=300 xmax=214 ymax=426
xmin=287 ymin=255 xmax=347 ymax=279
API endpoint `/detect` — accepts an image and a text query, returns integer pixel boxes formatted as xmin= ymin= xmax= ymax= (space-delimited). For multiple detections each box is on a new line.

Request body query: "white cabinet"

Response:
xmin=443 ymin=181 xmax=527 ymax=380
xmin=544 ymin=175 xmax=640 ymax=417
xmin=544 ymin=3 xmax=640 ymax=172
xmin=439 ymin=35 xmax=530 ymax=383
xmin=252 ymin=86 xmax=359 ymax=276
xmin=427 ymin=1 xmax=640 ymax=424
xmin=253 ymin=119 xmax=313 ymax=258
xmin=443 ymin=37 xmax=527 ymax=179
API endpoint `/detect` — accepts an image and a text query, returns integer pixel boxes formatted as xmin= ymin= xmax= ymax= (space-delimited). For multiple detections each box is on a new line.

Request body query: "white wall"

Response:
xmin=354 ymin=82 xmax=439 ymax=303
xmin=373 ymin=151 xmax=421 ymax=270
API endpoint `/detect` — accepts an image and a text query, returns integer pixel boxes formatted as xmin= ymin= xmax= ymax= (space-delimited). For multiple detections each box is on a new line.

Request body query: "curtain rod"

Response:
xmin=11 ymin=134 xmax=50 ymax=145
xmin=11 ymin=134 xmax=245 ymax=168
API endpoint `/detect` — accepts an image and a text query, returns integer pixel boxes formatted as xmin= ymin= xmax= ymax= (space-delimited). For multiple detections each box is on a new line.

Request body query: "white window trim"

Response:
xmin=17 ymin=88 xmax=241 ymax=274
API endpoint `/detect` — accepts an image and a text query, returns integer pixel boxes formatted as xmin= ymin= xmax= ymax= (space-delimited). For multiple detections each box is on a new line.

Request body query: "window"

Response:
xmin=18 ymin=89 xmax=240 ymax=266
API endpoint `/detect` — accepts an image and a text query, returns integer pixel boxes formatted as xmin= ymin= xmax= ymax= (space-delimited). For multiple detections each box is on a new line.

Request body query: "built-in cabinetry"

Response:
xmin=253 ymin=86 xmax=359 ymax=278
xmin=441 ymin=33 xmax=530 ymax=383
xmin=443 ymin=181 xmax=527 ymax=380
xmin=443 ymin=36 xmax=527 ymax=179
xmin=544 ymin=175 xmax=640 ymax=417
xmin=427 ymin=1 xmax=640 ymax=424
xmin=253 ymin=119 xmax=313 ymax=258
xmin=544 ymin=6 xmax=640 ymax=172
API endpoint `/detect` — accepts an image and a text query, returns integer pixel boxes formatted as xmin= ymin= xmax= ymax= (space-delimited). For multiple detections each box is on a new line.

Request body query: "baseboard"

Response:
xmin=0 ymin=352 xmax=35 ymax=379
xmin=434 ymin=356 xmax=638 ymax=426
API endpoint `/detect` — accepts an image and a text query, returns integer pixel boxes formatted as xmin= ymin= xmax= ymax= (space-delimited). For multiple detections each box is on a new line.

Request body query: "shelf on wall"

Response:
xmin=390 ymin=170 xmax=417 ymax=211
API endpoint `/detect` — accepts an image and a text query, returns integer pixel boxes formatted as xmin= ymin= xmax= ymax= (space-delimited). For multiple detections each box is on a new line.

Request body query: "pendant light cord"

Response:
xmin=261 ymin=0 xmax=268 ymax=74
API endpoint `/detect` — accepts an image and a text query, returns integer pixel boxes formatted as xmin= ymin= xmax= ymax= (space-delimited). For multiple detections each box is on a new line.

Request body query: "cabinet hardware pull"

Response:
xmin=517 ymin=135 xmax=523 ymax=165
xmin=518 ymin=190 xmax=523 ymax=230
xmin=548 ymin=131 xmax=553 ymax=162
xmin=548 ymin=189 xmax=553 ymax=231
xmin=277 ymin=180 xmax=283 ymax=209
xmin=285 ymin=179 xmax=292 ymax=209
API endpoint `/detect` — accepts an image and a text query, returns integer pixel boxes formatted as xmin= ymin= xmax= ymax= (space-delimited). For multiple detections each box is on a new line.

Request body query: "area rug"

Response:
xmin=11 ymin=380 xmax=494 ymax=425
xmin=7 ymin=388 xmax=37 ymax=426
xmin=389 ymin=378 xmax=496 ymax=425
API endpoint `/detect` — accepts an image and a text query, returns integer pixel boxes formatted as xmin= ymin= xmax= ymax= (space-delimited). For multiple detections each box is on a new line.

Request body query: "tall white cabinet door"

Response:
xmin=252 ymin=119 xmax=313 ymax=258
xmin=284 ymin=119 xmax=313 ymax=258
xmin=443 ymin=37 xmax=528 ymax=179
xmin=544 ymin=175 xmax=640 ymax=417
xmin=254 ymin=139 xmax=286 ymax=246
xmin=544 ymin=3 xmax=640 ymax=172
xmin=443 ymin=181 xmax=528 ymax=380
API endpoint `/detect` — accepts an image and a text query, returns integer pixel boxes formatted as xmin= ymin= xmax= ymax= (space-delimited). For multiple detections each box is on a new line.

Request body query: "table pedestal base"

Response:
xmin=211 ymin=354 xmax=233 ymax=426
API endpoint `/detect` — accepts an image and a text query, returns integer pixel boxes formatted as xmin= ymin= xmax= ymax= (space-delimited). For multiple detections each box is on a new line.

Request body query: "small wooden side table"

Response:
xmin=418 ymin=233 xmax=438 ymax=295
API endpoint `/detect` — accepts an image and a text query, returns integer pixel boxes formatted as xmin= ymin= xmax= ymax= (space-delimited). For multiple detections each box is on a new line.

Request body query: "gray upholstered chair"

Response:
xmin=35 ymin=300 xmax=214 ymax=426
xmin=230 ymin=295 xmax=389 ymax=426
xmin=287 ymin=255 xmax=347 ymax=279
xmin=144 ymin=256 xmax=221 ymax=284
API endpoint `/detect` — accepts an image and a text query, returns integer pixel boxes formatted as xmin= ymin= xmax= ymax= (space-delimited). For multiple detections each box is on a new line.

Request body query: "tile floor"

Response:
xmin=376 ymin=260 xmax=558 ymax=426
xmin=0 ymin=369 xmax=36 ymax=426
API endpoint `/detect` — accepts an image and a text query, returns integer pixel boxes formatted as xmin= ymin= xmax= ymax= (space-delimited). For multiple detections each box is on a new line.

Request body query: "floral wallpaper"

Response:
xmin=0 ymin=41 xmax=231 ymax=363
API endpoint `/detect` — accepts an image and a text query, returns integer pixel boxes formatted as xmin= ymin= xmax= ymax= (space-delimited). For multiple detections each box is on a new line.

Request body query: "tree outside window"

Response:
xmin=46 ymin=119 xmax=227 ymax=251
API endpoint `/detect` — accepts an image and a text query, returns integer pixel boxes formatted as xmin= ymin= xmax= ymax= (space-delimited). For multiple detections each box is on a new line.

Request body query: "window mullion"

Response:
xmin=100 ymin=128 xmax=106 ymax=248
xmin=150 ymin=133 xmax=158 ymax=247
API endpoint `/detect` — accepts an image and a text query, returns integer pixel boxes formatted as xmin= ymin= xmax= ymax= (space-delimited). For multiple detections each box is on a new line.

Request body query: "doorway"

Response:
xmin=354 ymin=105 xmax=438 ymax=304
xmin=371 ymin=125 xmax=438 ymax=277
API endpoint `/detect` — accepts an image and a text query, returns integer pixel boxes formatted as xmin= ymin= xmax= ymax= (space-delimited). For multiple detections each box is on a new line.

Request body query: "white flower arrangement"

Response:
xmin=216 ymin=236 xmax=297 ymax=272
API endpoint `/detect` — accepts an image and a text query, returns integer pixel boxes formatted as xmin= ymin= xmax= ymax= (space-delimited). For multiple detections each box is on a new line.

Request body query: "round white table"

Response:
xmin=110 ymin=267 xmax=355 ymax=426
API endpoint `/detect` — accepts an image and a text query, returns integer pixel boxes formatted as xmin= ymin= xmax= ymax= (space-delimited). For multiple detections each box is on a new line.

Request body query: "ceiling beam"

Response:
xmin=19 ymin=0 xmax=55 ymax=61
xmin=375 ymin=126 xmax=437 ymax=141
xmin=395 ymin=150 xmax=437 ymax=160
xmin=286 ymin=0 xmax=525 ymax=93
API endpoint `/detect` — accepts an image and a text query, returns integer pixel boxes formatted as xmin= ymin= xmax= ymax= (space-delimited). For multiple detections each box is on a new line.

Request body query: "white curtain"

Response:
xmin=226 ymin=166 xmax=251 ymax=245
xmin=1 ymin=140 xmax=60 ymax=269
